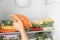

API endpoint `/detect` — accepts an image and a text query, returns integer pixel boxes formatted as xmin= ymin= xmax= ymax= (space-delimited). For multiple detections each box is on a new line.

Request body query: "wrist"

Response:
xmin=19 ymin=28 xmax=25 ymax=32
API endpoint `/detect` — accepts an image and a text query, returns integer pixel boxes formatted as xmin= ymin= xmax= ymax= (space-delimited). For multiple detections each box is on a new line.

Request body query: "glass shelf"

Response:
xmin=0 ymin=30 xmax=53 ymax=35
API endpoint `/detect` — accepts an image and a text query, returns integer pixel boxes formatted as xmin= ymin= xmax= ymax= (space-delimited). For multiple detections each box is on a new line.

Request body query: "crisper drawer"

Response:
xmin=0 ymin=34 xmax=21 ymax=40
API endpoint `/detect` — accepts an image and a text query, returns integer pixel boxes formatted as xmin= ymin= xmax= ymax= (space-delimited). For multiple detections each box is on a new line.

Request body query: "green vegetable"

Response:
xmin=25 ymin=28 xmax=30 ymax=32
xmin=32 ymin=24 xmax=41 ymax=27
xmin=1 ymin=20 xmax=14 ymax=26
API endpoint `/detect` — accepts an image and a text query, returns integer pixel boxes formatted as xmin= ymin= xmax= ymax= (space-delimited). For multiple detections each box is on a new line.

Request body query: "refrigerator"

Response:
xmin=0 ymin=0 xmax=58 ymax=40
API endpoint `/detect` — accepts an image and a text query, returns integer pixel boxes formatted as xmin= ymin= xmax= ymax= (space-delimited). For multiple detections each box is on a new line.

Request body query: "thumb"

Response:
xmin=14 ymin=15 xmax=20 ymax=22
xmin=11 ymin=14 xmax=20 ymax=22
xmin=14 ymin=15 xmax=23 ymax=23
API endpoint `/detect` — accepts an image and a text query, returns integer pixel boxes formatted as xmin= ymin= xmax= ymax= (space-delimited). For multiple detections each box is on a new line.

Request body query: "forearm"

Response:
xmin=12 ymin=14 xmax=29 ymax=40
xmin=19 ymin=29 xmax=29 ymax=40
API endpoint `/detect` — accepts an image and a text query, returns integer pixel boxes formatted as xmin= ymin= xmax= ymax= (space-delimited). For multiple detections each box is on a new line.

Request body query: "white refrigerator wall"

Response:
xmin=46 ymin=0 xmax=60 ymax=40
xmin=0 ymin=0 xmax=46 ymax=20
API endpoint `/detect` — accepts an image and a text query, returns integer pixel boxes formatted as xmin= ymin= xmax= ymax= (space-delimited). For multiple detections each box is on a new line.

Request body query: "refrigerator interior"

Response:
xmin=0 ymin=0 xmax=57 ymax=40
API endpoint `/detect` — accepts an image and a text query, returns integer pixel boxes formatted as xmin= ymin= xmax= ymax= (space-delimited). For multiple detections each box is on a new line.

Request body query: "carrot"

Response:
xmin=11 ymin=14 xmax=32 ymax=28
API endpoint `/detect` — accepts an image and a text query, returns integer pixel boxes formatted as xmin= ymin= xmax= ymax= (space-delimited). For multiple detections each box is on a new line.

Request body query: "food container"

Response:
xmin=3 ymin=35 xmax=20 ymax=40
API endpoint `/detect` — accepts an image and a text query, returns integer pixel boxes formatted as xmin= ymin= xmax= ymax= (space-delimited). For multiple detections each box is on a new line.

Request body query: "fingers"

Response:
xmin=14 ymin=15 xmax=23 ymax=23
xmin=11 ymin=14 xmax=19 ymax=22
xmin=14 ymin=15 xmax=20 ymax=22
xmin=11 ymin=14 xmax=17 ymax=22
xmin=11 ymin=14 xmax=23 ymax=25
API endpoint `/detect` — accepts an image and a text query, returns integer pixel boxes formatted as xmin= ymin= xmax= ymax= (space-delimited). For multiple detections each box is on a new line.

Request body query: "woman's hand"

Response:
xmin=11 ymin=14 xmax=29 ymax=40
xmin=12 ymin=15 xmax=24 ymax=32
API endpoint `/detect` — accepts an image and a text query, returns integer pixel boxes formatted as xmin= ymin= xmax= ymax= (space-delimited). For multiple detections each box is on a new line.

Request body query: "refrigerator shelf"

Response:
xmin=0 ymin=30 xmax=53 ymax=35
